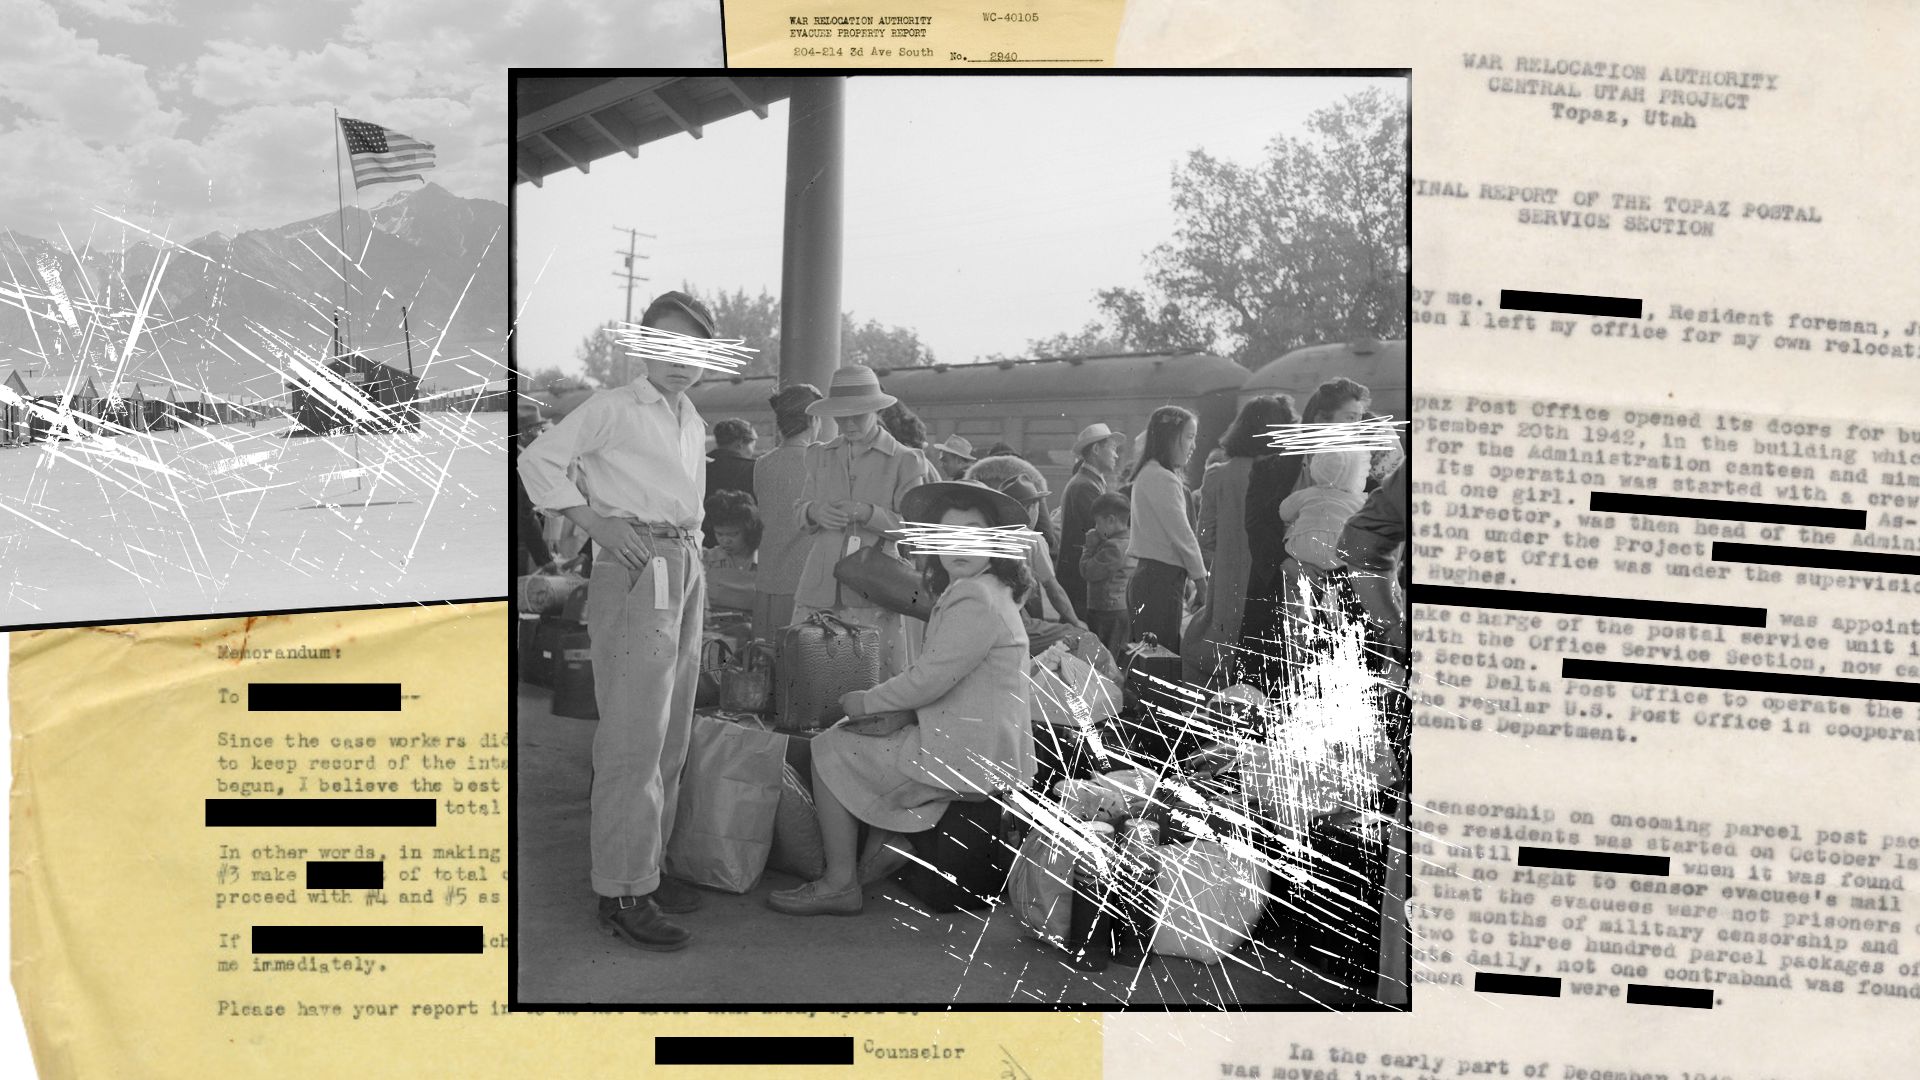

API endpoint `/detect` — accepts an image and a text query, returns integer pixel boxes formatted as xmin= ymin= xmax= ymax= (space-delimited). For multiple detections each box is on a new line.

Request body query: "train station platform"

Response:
xmin=515 ymin=680 xmax=1371 ymax=1008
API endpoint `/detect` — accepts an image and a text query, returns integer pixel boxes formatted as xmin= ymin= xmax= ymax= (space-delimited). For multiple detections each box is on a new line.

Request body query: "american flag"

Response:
xmin=339 ymin=117 xmax=436 ymax=189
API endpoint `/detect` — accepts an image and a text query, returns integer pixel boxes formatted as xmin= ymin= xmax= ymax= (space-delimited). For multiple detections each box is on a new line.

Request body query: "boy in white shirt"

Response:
xmin=516 ymin=291 xmax=717 ymax=952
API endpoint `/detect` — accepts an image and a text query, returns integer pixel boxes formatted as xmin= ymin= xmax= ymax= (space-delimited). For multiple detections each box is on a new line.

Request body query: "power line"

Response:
xmin=612 ymin=225 xmax=655 ymax=384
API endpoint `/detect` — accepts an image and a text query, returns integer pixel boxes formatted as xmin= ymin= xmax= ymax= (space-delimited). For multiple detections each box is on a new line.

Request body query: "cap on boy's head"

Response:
xmin=640 ymin=290 xmax=716 ymax=338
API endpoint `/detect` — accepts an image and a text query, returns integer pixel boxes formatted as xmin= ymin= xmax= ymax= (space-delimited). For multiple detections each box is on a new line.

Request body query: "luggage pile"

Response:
xmin=517 ymin=565 xmax=594 ymax=718
xmin=520 ymin=574 xmax=1396 ymax=990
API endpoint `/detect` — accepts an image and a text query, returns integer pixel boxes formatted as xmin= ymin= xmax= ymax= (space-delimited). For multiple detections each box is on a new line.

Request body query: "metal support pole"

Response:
xmin=332 ymin=108 xmax=353 ymax=354
xmin=778 ymin=78 xmax=846 ymax=394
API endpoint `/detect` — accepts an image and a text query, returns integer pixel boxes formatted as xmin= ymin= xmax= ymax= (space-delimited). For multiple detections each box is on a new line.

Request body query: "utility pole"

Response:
xmin=613 ymin=225 xmax=655 ymax=385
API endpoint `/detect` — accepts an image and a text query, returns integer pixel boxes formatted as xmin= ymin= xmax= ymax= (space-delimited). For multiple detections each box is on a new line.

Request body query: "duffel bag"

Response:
xmin=518 ymin=569 xmax=585 ymax=615
xmin=767 ymin=762 xmax=826 ymax=880
xmin=1007 ymin=822 xmax=1081 ymax=948
xmin=1146 ymin=838 xmax=1269 ymax=966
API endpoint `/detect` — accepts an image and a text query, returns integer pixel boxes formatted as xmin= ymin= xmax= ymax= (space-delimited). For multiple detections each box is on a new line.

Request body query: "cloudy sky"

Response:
xmin=516 ymin=75 xmax=1400 ymax=373
xmin=0 ymin=0 xmax=721 ymax=243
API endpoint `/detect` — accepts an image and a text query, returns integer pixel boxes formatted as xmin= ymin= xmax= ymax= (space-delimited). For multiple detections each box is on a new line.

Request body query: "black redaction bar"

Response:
xmin=251 ymin=925 xmax=483 ymax=953
xmin=306 ymin=860 xmax=384 ymax=889
xmin=1713 ymin=541 xmax=1920 ymax=576
xmin=205 ymin=799 xmax=436 ymax=827
xmin=1590 ymin=491 xmax=1866 ymax=530
xmin=1518 ymin=846 xmax=1670 ymax=876
xmin=1626 ymin=983 xmax=1714 ymax=1009
xmin=1412 ymin=584 xmax=1766 ymax=626
xmin=1500 ymin=289 xmax=1642 ymax=318
xmin=655 ymin=1037 xmax=856 ymax=1066
xmin=1473 ymin=972 xmax=1562 ymax=998
xmin=247 ymin=683 xmax=401 ymax=711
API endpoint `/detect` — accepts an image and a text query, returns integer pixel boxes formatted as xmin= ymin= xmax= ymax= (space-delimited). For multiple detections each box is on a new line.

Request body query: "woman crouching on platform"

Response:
xmin=769 ymin=481 xmax=1036 ymax=917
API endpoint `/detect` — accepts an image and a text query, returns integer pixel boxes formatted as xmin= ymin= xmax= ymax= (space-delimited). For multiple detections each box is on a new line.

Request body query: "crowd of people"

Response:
xmin=515 ymin=290 xmax=1409 ymax=954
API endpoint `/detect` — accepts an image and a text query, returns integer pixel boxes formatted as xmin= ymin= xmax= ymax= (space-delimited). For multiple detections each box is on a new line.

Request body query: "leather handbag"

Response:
xmin=719 ymin=640 xmax=775 ymax=715
xmin=774 ymin=612 xmax=882 ymax=730
xmin=832 ymin=542 xmax=933 ymax=621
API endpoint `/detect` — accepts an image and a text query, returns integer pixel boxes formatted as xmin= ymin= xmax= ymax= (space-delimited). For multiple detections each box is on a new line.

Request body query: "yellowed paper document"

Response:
xmin=725 ymin=0 xmax=1125 ymax=66
xmin=9 ymin=604 xmax=1097 ymax=1078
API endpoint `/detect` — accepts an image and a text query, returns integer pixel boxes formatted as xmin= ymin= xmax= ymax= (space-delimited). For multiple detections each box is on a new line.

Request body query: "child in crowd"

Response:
xmin=1078 ymin=491 xmax=1134 ymax=659
xmin=1278 ymin=450 xmax=1370 ymax=643
xmin=1279 ymin=450 xmax=1369 ymax=572
xmin=702 ymin=489 xmax=761 ymax=616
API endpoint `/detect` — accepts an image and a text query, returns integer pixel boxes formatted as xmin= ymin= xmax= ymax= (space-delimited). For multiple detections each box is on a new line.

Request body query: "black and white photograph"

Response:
xmin=0 ymin=0 xmax=722 ymax=628
xmin=511 ymin=72 xmax=1410 ymax=1008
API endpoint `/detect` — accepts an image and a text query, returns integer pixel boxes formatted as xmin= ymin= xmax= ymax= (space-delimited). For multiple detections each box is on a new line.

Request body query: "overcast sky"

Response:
xmin=0 ymin=0 xmax=721 ymax=242
xmin=515 ymin=75 xmax=1401 ymax=374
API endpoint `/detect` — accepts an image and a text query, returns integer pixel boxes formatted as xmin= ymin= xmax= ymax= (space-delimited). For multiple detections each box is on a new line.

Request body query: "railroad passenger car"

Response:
xmin=686 ymin=350 xmax=1251 ymax=492
xmin=1240 ymin=338 xmax=1406 ymax=422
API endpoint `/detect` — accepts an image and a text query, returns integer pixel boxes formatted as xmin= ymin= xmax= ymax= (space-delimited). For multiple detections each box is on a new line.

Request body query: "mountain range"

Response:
xmin=0 ymin=183 xmax=506 ymax=399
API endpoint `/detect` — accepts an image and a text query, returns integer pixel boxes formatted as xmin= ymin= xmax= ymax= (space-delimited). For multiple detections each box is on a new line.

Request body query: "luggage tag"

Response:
xmin=844 ymin=534 xmax=862 ymax=557
xmin=652 ymin=556 xmax=669 ymax=610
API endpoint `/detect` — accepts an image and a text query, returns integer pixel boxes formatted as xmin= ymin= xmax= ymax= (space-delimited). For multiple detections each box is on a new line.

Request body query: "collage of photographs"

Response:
xmin=4 ymin=1 xmax=1914 ymax=1079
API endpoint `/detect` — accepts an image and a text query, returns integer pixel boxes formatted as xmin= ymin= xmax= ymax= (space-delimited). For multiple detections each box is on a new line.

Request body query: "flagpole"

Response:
xmin=332 ymin=107 xmax=351 ymax=355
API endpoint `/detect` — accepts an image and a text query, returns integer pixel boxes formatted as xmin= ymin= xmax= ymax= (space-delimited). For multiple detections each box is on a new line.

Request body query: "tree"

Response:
xmin=519 ymin=365 xmax=574 ymax=392
xmin=692 ymin=286 xmax=783 ymax=376
xmin=981 ymin=294 xmax=1205 ymax=364
xmin=984 ymin=322 xmax=1124 ymax=363
xmin=575 ymin=321 xmax=629 ymax=387
xmin=1094 ymin=287 xmax=1212 ymax=353
xmin=842 ymin=312 xmax=933 ymax=370
xmin=1100 ymin=87 xmax=1409 ymax=369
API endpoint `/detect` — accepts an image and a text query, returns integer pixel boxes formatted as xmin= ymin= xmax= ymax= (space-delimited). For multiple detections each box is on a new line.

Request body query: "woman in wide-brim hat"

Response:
xmin=770 ymin=479 xmax=1035 ymax=917
xmin=805 ymin=363 xmax=898 ymax=418
xmin=790 ymin=365 xmax=930 ymax=681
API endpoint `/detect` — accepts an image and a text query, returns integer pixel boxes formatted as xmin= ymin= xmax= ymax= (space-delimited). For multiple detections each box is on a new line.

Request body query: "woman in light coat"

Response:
xmin=791 ymin=365 xmax=932 ymax=680
xmin=769 ymin=482 xmax=1035 ymax=917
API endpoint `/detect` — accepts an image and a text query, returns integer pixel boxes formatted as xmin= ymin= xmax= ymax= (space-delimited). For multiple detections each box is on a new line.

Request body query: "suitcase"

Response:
xmin=774 ymin=612 xmax=881 ymax=730
xmin=1294 ymin=810 xmax=1388 ymax=991
xmin=895 ymin=796 xmax=1014 ymax=913
xmin=516 ymin=612 xmax=546 ymax=688
xmin=1123 ymin=635 xmax=1192 ymax=715
xmin=1122 ymin=635 xmax=1210 ymax=762
xmin=529 ymin=615 xmax=579 ymax=690
xmin=549 ymin=624 xmax=598 ymax=720
xmin=558 ymin=577 xmax=590 ymax=623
